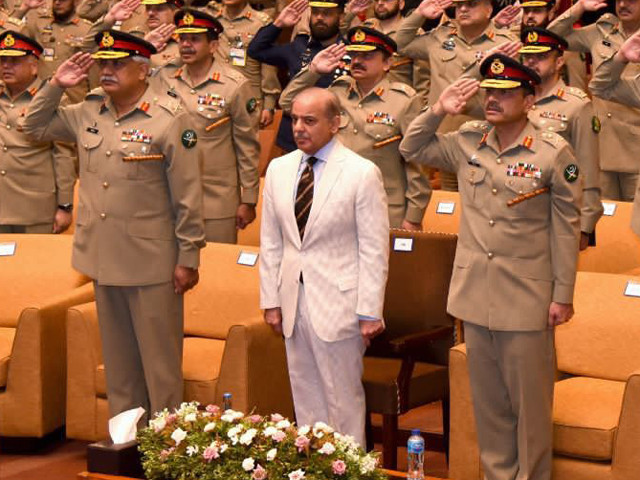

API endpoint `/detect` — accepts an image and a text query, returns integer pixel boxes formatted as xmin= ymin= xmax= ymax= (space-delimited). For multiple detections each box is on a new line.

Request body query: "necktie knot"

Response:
xmin=306 ymin=156 xmax=318 ymax=168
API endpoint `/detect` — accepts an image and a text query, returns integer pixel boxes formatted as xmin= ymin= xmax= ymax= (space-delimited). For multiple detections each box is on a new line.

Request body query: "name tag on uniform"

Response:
xmin=230 ymin=48 xmax=246 ymax=67
xmin=624 ymin=281 xmax=640 ymax=298
xmin=43 ymin=48 xmax=55 ymax=62
xmin=237 ymin=251 xmax=258 ymax=266
xmin=602 ymin=202 xmax=617 ymax=216
xmin=437 ymin=201 xmax=456 ymax=215
xmin=0 ymin=242 xmax=16 ymax=256
xmin=393 ymin=237 xmax=413 ymax=252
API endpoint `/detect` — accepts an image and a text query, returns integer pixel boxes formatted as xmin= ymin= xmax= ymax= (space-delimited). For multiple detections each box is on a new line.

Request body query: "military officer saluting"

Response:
xmin=0 ymin=31 xmax=76 ymax=234
xmin=23 ymin=30 xmax=206 ymax=424
xmin=205 ymin=0 xmax=281 ymax=128
xmin=549 ymin=0 xmax=640 ymax=202
xmin=155 ymin=8 xmax=260 ymax=243
xmin=520 ymin=27 xmax=603 ymax=249
xmin=400 ymin=55 xmax=581 ymax=480
xmin=280 ymin=27 xmax=430 ymax=229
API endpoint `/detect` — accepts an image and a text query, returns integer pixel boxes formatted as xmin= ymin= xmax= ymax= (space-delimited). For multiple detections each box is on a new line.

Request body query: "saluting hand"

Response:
xmin=484 ymin=40 xmax=522 ymax=61
xmin=433 ymin=78 xmax=480 ymax=116
xmin=493 ymin=3 xmax=521 ymax=29
xmin=548 ymin=302 xmax=574 ymax=328
xmin=145 ymin=23 xmax=176 ymax=52
xmin=106 ymin=0 xmax=141 ymax=24
xmin=616 ymin=29 xmax=640 ymax=63
xmin=347 ymin=0 xmax=372 ymax=16
xmin=274 ymin=0 xmax=308 ymax=28
xmin=416 ymin=0 xmax=453 ymax=20
xmin=52 ymin=52 xmax=94 ymax=89
xmin=310 ymin=43 xmax=347 ymax=75
xmin=173 ymin=265 xmax=199 ymax=294
xmin=578 ymin=0 xmax=607 ymax=12
xmin=21 ymin=0 xmax=46 ymax=11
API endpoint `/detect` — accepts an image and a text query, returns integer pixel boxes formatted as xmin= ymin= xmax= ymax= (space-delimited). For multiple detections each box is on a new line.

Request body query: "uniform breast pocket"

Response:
xmin=504 ymin=176 xmax=548 ymax=217
xmin=460 ymin=166 xmax=488 ymax=208
xmin=438 ymin=49 xmax=458 ymax=76
xmin=79 ymin=132 xmax=103 ymax=173
xmin=364 ymin=121 xmax=398 ymax=147
xmin=197 ymin=105 xmax=230 ymax=138
xmin=121 ymin=143 xmax=165 ymax=180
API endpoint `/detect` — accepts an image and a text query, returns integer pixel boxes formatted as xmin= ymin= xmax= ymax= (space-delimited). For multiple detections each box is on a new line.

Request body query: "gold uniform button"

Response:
xmin=83 ymin=143 xmax=88 ymax=149
xmin=492 ymin=188 xmax=498 ymax=195
xmin=5 ymin=124 xmax=10 ymax=130
xmin=2 ymin=147 xmax=7 ymax=152
xmin=106 ymin=150 xmax=112 ymax=156
xmin=353 ymin=129 xmax=358 ymax=134
xmin=489 ymin=219 xmax=495 ymax=226
xmin=0 ymin=170 xmax=6 ymax=176
xmin=190 ymin=89 xmax=196 ymax=94
xmin=607 ymin=113 xmax=612 ymax=118
xmin=9 ymin=103 xmax=14 ymax=108
xmin=487 ymin=252 xmax=494 ymax=259
xmin=100 ymin=213 xmax=107 ymax=220
xmin=114 ymin=121 xmax=120 ymax=127
xmin=496 ymin=158 xmax=502 ymax=164
xmin=102 ymin=182 xmax=109 ymax=189
xmin=358 ymin=104 xmax=362 ymax=109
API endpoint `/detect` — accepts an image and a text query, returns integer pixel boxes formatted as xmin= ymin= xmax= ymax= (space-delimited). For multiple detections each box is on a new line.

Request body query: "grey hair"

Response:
xmin=130 ymin=55 xmax=150 ymax=65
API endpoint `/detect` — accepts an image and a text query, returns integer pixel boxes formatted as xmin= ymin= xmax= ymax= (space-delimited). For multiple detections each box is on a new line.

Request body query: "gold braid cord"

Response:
xmin=507 ymin=187 xmax=550 ymax=207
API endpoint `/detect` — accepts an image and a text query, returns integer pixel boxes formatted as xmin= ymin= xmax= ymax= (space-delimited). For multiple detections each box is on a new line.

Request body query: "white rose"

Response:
xmin=204 ymin=422 xmax=216 ymax=432
xmin=150 ymin=417 xmax=166 ymax=433
xmin=184 ymin=413 xmax=197 ymax=422
xmin=186 ymin=445 xmax=199 ymax=456
xmin=171 ymin=428 xmax=187 ymax=446
xmin=242 ymin=457 xmax=255 ymax=471
xmin=318 ymin=442 xmax=336 ymax=455
xmin=263 ymin=426 xmax=278 ymax=437
xmin=276 ymin=419 xmax=291 ymax=429
xmin=240 ymin=428 xmax=258 ymax=445
xmin=359 ymin=454 xmax=378 ymax=474
xmin=288 ymin=469 xmax=306 ymax=480
xmin=266 ymin=448 xmax=277 ymax=461
xmin=220 ymin=443 xmax=229 ymax=453
xmin=297 ymin=425 xmax=310 ymax=436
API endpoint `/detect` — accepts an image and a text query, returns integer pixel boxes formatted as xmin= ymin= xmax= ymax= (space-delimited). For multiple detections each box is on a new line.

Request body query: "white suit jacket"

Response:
xmin=259 ymin=139 xmax=390 ymax=342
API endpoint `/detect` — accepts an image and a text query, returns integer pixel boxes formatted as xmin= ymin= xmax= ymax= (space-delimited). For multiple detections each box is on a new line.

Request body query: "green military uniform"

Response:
xmin=208 ymin=3 xmax=281 ymax=121
xmin=549 ymin=9 xmax=640 ymax=201
xmin=23 ymin=30 xmax=205 ymax=421
xmin=400 ymin=54 xmax=581 ymax=480
xmin=280 ymin=27 xmax=430 ymax=227
xmin=155 ymin=8 xmax=260 ymax=243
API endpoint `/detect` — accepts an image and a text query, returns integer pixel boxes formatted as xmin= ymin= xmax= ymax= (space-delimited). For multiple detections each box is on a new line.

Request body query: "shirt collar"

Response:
xmin=300 ymin=136 xmax=337 ymax=165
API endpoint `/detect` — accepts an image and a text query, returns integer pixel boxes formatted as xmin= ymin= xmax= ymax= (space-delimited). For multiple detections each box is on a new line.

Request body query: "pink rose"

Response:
xmin=270 ymin=413 xmax=285 ymax=423
xmin=294 ymin=435 xmax=310 ymax=452
xmin=203 ymin=446 xmax=220 ymax=462
xmin=206 ymin=404 xmax=221 ymax=415
xmin=272 ymin=430 xmax=287 ymax=443
xmin=249 ymin=414 xmax=263 ymax=424
xmin=252 ymin=464 xmax=268 ymax=480
xmin=165 ymin=413 xmax=178 ymax=425
xmin=332 ymin=460 xmax=346 ymax=475
xmin=159 ymin=447 xmax=174 ymax=461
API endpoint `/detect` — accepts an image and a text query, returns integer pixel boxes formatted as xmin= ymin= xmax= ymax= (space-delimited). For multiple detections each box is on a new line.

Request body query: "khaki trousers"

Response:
xmin=600 ymin=171 xmax=639 ymax=202
xmin=0 ymin=223 xmax=52 ymax=233
xmin=94 ymin=281 xmax=184 ymax=424
xmin=204 ymin=217 xmax=237 ymax=244
xmin=285 ymin=285 xmax=367 ymax=446
xmin=464 ymin=322 xmax=555 ymax=480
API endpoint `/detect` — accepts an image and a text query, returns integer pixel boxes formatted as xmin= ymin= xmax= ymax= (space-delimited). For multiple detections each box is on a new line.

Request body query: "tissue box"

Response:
xmin=87 ymin=439 xmax=145 ymax=478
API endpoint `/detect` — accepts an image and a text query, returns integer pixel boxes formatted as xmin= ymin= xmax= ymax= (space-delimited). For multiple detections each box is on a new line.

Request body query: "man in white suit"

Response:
xmin=260 ymin=87 xmax=389 ymax=447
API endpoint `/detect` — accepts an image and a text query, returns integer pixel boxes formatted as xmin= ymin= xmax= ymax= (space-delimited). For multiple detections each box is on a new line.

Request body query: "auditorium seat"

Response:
xmin=237 ymin=177 xmax=264 ymax=247
xmin=578 ymin=200 xmax=640 ymax=274
xmin=422 ymin=190 xmax=461 ymax=234
xmin=0 ymin=234 xmax=92 ymax=445
xmin=449 ymin=271 xmax=640 ymax=480
xmin=66 ymin=242 xmax=293 ymax=441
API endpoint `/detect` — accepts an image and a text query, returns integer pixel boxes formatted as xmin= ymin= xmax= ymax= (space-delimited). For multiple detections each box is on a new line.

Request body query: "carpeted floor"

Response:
xmin=0 ymin=403 xmax=448 ymax=480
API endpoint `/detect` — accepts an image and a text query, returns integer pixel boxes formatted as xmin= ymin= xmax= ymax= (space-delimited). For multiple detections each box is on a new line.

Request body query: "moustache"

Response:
xmin=100 ymin=75 xmax=118 ymax=83
xmin=180 ymin=48 xmax=197 ymax=55
xmin=485 ymin=102 xmax=502 ymax=112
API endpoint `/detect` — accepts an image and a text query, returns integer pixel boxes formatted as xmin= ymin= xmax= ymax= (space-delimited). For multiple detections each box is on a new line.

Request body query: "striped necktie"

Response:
xmin=295 ymin=156 xmax=318 ymax=240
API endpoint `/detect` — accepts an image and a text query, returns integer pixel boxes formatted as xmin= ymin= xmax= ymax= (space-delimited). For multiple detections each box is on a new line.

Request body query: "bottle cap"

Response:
xmin=411 ymin=428 xmax=420 ymax=435
xmin=223 ymin=393 xmax=232 ymax=398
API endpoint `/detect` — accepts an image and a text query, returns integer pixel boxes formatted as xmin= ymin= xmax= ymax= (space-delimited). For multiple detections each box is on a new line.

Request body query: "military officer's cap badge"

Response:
xmin=490 ymin=58 xmax=504 ymax=75
xmin=183 ymin=13 xmax=195 ymax=25
xmin=4 ymin=34 xmax=14 ymax=47
xmin=480 ymin=54 xmax=541 ymax=89
xmin=527 ymin=31 xmax=538 ymax=43
xmin=101 ymin=32 xmax=115 ymax=48
xmin=354 ymin=29 xmax=366 ymax=42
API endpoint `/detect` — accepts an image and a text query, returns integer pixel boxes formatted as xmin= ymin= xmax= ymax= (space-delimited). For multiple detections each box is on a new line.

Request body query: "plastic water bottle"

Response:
xmin=223 ymin=392 xmax=232 ymax=410
xmin=407 ymin=428 xmax=425 ymax=480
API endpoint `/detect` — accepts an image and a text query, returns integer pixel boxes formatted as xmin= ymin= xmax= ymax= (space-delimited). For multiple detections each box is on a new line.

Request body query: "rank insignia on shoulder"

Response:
xmin=181 ymin=129 xmax=197 ymax=148
xmin=564 ymin=164 xmax=579 ymax=183
xmin=592 ymin=115 xmax=601 ymax=133
xmin=246 ymin=97 xmax=257 ymax=113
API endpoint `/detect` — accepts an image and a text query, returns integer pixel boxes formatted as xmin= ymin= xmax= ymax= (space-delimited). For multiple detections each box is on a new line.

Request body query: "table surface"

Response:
xmin=78 ymin=470 xmax=446 ymax=480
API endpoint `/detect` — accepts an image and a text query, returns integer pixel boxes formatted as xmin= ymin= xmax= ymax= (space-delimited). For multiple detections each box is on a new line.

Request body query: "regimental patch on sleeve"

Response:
xmin=564 ymin=164 xmax=579 ymax=183
xmin=246 ymin=97 xmax=257 ymax=114
xmin=592 ymin=115 xmax=601 ymax=133
xmin=181 ymin=129 xmax=197 ymax=148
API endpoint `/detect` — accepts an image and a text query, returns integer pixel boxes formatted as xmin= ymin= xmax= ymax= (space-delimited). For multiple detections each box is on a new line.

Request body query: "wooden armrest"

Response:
xmin=389 ymin=326 xmax=454 ymax=356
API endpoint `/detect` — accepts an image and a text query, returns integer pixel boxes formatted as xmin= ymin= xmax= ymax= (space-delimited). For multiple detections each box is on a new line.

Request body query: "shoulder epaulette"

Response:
xmin=597 ymin=13 xmax=618 ymax=26
xmin=459 ymin=120 xmax=490 ymax=134
xmin=565 ymin=86 xmax=588 ymax=100
xmin=539 ymin=130 xmax=562 ymax=148
xmin=389 ymin=81 xmax=416 ymax=97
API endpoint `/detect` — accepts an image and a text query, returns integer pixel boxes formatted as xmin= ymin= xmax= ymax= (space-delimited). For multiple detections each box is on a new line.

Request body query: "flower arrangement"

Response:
xmin=138 ymin=401 xmax=387 ymax=480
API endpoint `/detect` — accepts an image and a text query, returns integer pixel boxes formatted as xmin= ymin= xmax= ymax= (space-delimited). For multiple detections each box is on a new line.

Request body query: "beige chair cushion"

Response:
xmin=553 ymin=376 xmax=625 ymax=461
xmin=94 ymin=337 xmax=226 ymax=405
xmin=0 ymin=327 xmax=15 ymax=388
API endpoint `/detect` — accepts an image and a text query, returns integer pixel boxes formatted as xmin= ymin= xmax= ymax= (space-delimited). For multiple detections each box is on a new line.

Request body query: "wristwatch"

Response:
xmin=58 ymin=203 xmax=73 ymax=213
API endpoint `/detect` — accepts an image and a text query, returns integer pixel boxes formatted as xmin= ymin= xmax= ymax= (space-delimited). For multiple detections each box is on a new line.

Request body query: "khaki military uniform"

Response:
xmin=21 ymin=12 xmax=93 ymax=104
xmin=396 ymin=12 xmax=516 ymax=190
xmin=280 ymin=69 xmax=430 ymax=227
xmin=589 ymin=55 xmax=640 ymax=236
xmin=400 ymin=109 xmax=581 ymax=480
xmin=152 ymin=36 xmax=179 ymax=68
xmin=550 ymin=9 xmax=640 ymax=201
xmin=209 ymin=4 xmax=281 ymax=120
xmin=528 ymin=80 xmax=603 ymax=234
xmin=77 ymin=0 xmax=147 ymax=31
xmin=23 ymin=81 xmax=205 ymax=420
xmin=0 ymin=9 xmax=24 ymax=33
xmin=155 ymin=59 xmax=260 ymax=243
xmin=0 ymin=79 xmax=76 ymax=232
